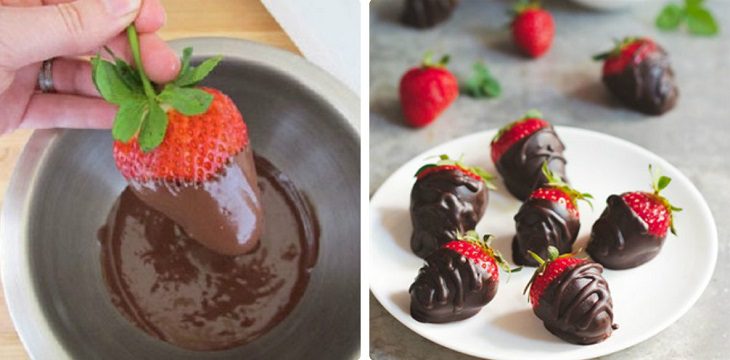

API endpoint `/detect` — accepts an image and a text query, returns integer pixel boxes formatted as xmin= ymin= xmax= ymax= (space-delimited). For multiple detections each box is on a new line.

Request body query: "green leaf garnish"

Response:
xmin=90 ymin=25 xmax=223 ymax=152
xmin=655 ymin=0 xmax=718 ymax=36
xmin=466 ymin=62 xmax=501 ymax=99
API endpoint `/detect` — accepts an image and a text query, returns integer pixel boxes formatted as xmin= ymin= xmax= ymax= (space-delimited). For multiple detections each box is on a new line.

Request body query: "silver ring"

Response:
xmin=38 ymin=59 xmax=56 ymax=93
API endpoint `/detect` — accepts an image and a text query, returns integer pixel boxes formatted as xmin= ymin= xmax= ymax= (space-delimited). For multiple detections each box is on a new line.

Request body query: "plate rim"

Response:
xmin=369 ymin=125 xmax=718 ymax=360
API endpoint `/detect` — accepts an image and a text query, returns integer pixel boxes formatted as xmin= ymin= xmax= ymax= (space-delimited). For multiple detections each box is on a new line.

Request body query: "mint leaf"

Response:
xmin=90 ymin=56 xmax=136 ymax=105
xmin=176 ymin=55 xmax=223 ymax=87
xmin=112 ymin=99 xmax=147 ymax=142
xmin=656 ymin=4 xmax=684 ymax=30
xmin=159 ymin=86 xmax=214 ymax=116
xmin=466 ymin=62 xmax=501 ymax=99
xmin=685 ymin=0 xmax=703 ymax=9
xmin=686 ymin=7 xmax=719 ymax=35
xmin=138 ymin=103 xmax=168 ymax=152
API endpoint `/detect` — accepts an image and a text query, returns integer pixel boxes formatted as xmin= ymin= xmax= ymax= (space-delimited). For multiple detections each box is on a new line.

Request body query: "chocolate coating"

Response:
xmin=99 ymin=156 xmax=319 ymax=351
xmin=496 ymin=126 xmax=568 ymax=201
xmin=587 ymin=194 xmax=665 ymax=269
xmin=131 ymin=147 xmax=263 ymax=255
xmin=603 ymin=45 xmax=678 ymax=115
xmin=512 ymin=198 xmax=580 ymax=267
xmin=534 ymin=262 xmax=616 ymax=345
xmin=410 ymin=169 xmax=488 ymax=258
xmin=409 ymin=248 xmax=497 ymax=323
xmin=401 ymin=0 xmax=459 ymax=29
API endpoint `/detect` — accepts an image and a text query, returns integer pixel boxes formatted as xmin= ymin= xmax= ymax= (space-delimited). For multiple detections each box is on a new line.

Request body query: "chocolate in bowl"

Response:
xmin=0 ymin=38 xmax=359 ymax=359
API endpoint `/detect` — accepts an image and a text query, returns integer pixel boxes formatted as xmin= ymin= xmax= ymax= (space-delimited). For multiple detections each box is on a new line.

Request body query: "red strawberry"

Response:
xmin=621 ymin=165 xmax=681 ymax=237
xmin=443 ymin=233 xmax=505 ymax=282
xmin=399 ymin=53 xmax=459 ymax=128
xmin=528 ymin=162 xmax=592 ymax=218
xmin=511 ymin=2 xmax=555 ymax=58
xmin=525 ymin=247 xmax=585 ymax=307
xmin=594 ymin=37 xmax=657 ymax=76
xmin=490 ymin=110 xmax=549 ymax=163
xmin=414 ymin=154 xmax=496 ymax=188
xmin=92 ymin=28 xmax=262 ymax=256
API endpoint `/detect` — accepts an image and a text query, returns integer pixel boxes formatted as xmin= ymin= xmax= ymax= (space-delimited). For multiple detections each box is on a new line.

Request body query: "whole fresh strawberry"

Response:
xmin=410 ymin=232 xmax=515 ymax=323
xmin=525 ymin=247 xmax=617 ymax=345
xmin=511 ymin=0 xmax=555 ymax=58
xmin=92 ymin=26 xmax=262 ymax=256
xmin=593 ymin=37 xmax=678 ymax=115
xmin=399 ymin=53 xmax=459 ymax=128
xmin=410 ymin=155 xmax=495 ymax=258
xmin=491 ymin=110 xmax=568 ymax=201
xmin=588 ymin=165 xmax=681 ymax=269
xmin=513 ymin=163 xmax=592 ymax=266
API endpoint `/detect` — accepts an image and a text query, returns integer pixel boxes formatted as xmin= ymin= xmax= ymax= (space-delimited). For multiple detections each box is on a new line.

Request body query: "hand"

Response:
xmin=0 ymin=0 xmax=180 ymax=134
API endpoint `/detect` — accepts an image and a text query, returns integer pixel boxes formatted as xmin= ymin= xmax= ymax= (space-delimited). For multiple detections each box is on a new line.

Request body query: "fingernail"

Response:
xmin=103 ymin=0 xmax=141 ymax=16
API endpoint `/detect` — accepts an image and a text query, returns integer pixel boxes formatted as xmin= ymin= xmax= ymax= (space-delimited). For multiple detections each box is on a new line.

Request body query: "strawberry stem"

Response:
xmin=126 ymin=25 xmax=157 ymax=101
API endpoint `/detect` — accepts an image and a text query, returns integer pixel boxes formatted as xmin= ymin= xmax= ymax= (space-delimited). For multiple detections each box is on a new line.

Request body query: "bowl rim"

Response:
xmin=0 ymin=37 xmax=359 ymax=359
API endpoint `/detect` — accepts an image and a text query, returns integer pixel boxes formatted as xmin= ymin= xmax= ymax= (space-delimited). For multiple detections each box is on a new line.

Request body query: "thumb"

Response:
xmin=0 ymin=0 xmax=141 ymax=69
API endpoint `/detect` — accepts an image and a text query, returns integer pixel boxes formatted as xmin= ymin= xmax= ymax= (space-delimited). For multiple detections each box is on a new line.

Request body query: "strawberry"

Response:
xmin=92 ymin=26 xmax=262 ymax=256
xmin=512 ymin=162 xmax=591 ymax=266
xmin=399 ymin=53 xmax=459 ymax=128
xmin=490 ymin=110 xmax=549 ymax=164
xmin=524 ymin=247 xmax=616 ymax=344
xmin=588 ymin=165 xmax=681 ymax=269
xmin=511 ymin=1 xmax=555 ymax=58
xmin=593 ymin=37 xmax=678 ymax=115
xmin=415 ymin=154 xmax=495 ymax=187
xmin=409 ymin=232 xmax=517 ymax=323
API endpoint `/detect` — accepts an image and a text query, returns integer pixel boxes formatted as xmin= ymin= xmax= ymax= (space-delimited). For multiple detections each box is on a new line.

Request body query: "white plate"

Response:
xmin=370 ymin=126 xmax=717 ymax=360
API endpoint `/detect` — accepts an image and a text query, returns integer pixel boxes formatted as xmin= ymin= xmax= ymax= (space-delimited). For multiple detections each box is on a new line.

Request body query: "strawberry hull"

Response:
xmin=131 ymin=146 xmax=264 ymax=256
xmin=409 ymin=247 xmax=497 ymax=323
xmin=410 ymin=169 xmax=488 ymax=258
xmin=512 ymin=197 xmax=580 ymax=267
xmin=588 ymin=194 xmax=666 ymax=269
xmin=495 ymin=126 xmax=568 ymax=201
xmin=534 ymin=262 xmax=616 ymax=345
xmin=602 ymin=44 xmax=678 ymax=115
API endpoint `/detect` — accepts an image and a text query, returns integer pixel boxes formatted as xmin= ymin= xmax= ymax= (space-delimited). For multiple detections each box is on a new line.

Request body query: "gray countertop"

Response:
xmin=369 ymin=0 xmax=730 ymax=359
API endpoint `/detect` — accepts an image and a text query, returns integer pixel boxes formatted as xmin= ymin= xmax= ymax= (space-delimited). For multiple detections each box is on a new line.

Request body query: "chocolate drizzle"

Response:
xmin=603 ymin=45 xmax=678 ymax=115
xmin=496 ymin=126 xmax=568 ymax=201
xmin=401 ymin=0 xmax=460 ymax=29
xmin=534 ymin=262 xmax=617 ymax=345
xmin=512 ymin=198 xmax=580 ymax=267
xmin=409 ymin=247 xmax=497 ymax=323
xmin=410 ymin=169 xmax=488 ymax=258
xmin=588 ymin=194 xmax=665 ymax=269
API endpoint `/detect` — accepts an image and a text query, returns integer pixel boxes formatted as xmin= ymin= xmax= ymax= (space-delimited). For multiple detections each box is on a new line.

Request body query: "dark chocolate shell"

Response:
xmin=401 ymin=0 xmax=460 ymax=29
xmin=512 ymin=198 xmax=580 ymax=267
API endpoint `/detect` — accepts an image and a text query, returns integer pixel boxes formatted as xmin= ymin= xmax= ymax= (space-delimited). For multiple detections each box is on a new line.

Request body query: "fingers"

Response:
xmin=135 ymin=0 xmax=166 ymax=33
xmin=0 ymin=0 xmax=142 ymax=69
xmin=20 ymin=93 xmax=116 ymax=129
xmin=50 ymin=58 xmax=99 ymax=97
xmin=103 ymin=32 xmax=180 ymax=83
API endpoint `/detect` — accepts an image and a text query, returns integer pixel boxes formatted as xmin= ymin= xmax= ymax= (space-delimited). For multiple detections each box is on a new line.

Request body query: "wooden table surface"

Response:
xmin=0 ymin=1 xmax=297 ymax=357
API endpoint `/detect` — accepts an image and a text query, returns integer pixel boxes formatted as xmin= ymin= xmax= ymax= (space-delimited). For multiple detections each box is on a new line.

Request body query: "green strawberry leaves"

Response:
xmin=648 ymin=164 xmax=683 ymax=235
xmin=656 ymin=0 xmax=719 ymax=36
xmin=415 ymin=154 xmax=497 ymax=190
xmin=91 ymin=25 xmax=223 ymax=152
xmin=466 ymin=62 xmax=501 ymax=99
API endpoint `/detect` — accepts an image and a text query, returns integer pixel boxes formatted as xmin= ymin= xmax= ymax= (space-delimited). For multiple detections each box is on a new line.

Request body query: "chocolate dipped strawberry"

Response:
xmin=401 ymin=0 xmax=460 ymax=29
xmin=399 ymin=53 xmax=459 ymax=128
xmin=410 ymin=155 xmax=495 ymax=258
xmin=588 ymin=165 xmax=681 ymax=269
xmin=491 ymin=110 xmax=568 ymax=201
xmin=410 ymin=232 xmax=513 ymax=323
xmin=525 ymin=247 xmax=617 ymax=345
xmin=513 ymin=163 xmax=592 ymax=266
xmin=594 ymin=37 xmax=678 ymax=115
xmin=92 ymin=28 xmax=262 ymax=256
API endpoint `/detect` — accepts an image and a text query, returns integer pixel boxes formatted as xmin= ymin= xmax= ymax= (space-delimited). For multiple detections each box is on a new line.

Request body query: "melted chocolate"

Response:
xmin=98 ymin=156 xmax=319 ymax=351
xmin=401 ymin=0 xmax=460 ymax=29
xmin=409 ymin=247 xmax=497 ymax=323
xmin=496 ymin=126 xmax=568 ymax=201
xmin=131 ymin=147 xmax=263 ymax=256
xmin=410 ymin=169 xmax=488 ymax=258
xmin=512 ymin=198 xmax=580 ymax=267
xmin=603 ymin=45 xmax=678 ymax=115
xmin=534 ymin=262 xmax=617 ymax=345
xmin=587 ymin=194 xmax=664 ymax=269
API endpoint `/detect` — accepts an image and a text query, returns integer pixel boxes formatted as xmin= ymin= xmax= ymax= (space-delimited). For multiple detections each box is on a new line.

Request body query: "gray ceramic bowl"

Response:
xmin=0 ymin=38 xmax=360 ymax=359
